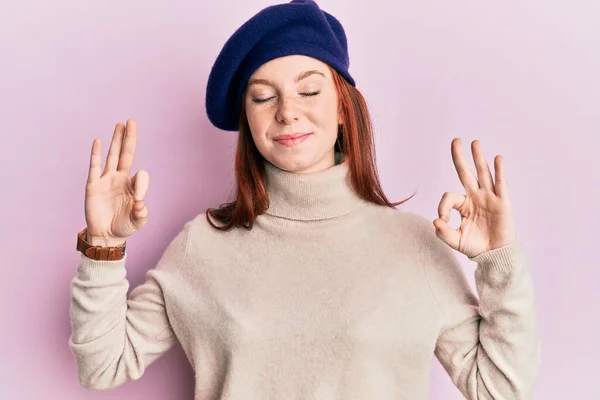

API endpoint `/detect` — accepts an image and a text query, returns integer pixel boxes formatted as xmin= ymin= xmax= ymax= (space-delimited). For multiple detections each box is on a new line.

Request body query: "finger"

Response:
xmin=104 ymin=123 xmax=125 ymax=174
xmin=87 ymin=138 xmax=102 ymax=183
xmin=494 ymin=155 xmax=508 ymax=198
xmin=437 ymin=191 xmax=466 ymax=222
xmin=433 ymin=218 xmax=461 ymax=250
xmin=472 ymin=140 xmax=494 ymax=191
xmin=117 ymin=119 xmax=138 ymax=174
xmin=131 ymin=170 xmax=149 ymax=201
xmin=451 ymin=138 xmax=479 ymax=192
xmin=132 ymin=200 xmax=149 ymax=224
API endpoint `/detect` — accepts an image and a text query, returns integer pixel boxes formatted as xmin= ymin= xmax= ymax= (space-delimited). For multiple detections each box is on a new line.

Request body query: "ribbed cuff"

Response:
xmin=77 ymin=252 xmax=128 ymax=281
xmin=468 ymin=241 xmax=524 ymax=274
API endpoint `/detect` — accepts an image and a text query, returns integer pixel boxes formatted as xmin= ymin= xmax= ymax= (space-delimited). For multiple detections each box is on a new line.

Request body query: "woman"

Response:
xmin=69 ymin=0 xmax=541 ymax=398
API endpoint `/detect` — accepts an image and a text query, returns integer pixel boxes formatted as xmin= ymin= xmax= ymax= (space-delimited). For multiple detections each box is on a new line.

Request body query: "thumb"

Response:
xmin=131 ymin=170 xmax=149 ymax=227
xmin=131 ymin=170 xmax=149 ymax=201
xmin=131 ymin=199 xmax=149 ymax=226
xmin=432 ymin=218 xmax=460 ymax=251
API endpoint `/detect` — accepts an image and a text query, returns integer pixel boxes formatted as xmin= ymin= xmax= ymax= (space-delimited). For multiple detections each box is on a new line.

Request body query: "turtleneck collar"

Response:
xmin=263 ymin=153 xmax=366 ymax=221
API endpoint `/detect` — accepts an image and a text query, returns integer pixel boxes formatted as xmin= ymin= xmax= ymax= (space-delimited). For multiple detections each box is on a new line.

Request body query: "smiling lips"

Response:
xmin=273 ymin=133 xmax=312 ymax=147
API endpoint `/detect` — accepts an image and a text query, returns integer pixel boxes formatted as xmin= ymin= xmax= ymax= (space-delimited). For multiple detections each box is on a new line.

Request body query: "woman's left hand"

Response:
xmin=433 ymin=138 xmax=518 ymax=258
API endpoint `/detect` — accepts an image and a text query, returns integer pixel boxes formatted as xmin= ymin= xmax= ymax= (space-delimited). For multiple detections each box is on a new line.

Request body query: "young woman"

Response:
xmin=69 ymin=1 xmax=541 ymax=398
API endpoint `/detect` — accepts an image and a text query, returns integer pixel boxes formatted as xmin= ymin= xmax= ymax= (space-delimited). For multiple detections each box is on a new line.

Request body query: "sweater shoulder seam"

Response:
xmin=422 ymin=232 xmax=448 ymax=328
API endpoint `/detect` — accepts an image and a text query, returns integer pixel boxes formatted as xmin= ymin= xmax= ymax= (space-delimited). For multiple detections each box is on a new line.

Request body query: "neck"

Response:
xmin=263 ymin=153 xmax=366 ymax=221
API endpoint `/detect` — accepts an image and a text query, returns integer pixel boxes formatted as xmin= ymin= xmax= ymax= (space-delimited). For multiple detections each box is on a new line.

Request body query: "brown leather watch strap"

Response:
xmin=76 ymin=228 xmax=126 ymax=261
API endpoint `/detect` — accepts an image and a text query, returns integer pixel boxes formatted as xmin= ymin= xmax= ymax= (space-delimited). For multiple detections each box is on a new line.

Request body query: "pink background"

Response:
xmin=1 ymin=0 xmax=598 ymax=398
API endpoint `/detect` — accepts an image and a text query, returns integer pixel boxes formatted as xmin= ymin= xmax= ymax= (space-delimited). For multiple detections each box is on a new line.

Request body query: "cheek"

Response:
xmin=246 ymin=105 xmax=270 ymax=128
xmin=311 ymin=96 xmax=339 ymax=128
xmin=245 ymin=107 xmax=270 ymax=147
xmin=245 ymin=107 xmax=262 ymax=134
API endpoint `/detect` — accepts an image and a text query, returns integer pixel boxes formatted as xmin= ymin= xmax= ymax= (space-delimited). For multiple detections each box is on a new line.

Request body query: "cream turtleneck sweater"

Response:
xmin=69 ymin=155 xmax=541 ymax=399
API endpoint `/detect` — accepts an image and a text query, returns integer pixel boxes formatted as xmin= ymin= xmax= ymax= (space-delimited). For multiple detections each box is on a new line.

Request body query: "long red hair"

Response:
xmin=206 ymin=65 xmax=416 ymax=231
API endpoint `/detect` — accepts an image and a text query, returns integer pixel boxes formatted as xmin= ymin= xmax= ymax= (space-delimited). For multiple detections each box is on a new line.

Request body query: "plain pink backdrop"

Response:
xmin=1 ymin=0 xmax=598 ymax=399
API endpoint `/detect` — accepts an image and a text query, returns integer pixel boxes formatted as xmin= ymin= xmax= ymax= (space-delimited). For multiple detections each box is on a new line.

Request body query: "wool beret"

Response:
xmin=205 ymin=0 xmax=356 ymax=131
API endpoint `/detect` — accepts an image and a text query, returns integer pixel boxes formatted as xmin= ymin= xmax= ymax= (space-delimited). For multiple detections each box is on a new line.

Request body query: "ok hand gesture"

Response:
xmin=433 ymin=138 xmax=518 ymax=258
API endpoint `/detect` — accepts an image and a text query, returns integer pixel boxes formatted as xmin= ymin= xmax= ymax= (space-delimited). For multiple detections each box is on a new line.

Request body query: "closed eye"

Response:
xmin=301 ymin=90 xmax=321 ymax=98
xmin=252 ymin=90 xmax=321 ymax=104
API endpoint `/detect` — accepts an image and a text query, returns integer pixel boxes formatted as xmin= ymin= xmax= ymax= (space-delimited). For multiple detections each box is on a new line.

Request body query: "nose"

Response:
xmin=275 ymin=96 xmax=300 ymax=124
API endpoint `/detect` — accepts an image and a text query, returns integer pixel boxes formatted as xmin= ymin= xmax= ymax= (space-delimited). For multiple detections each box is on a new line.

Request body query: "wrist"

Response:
xmin=86 ymin=232 xmax=126 ymax=247
xmin=77 ymin=228 xmax=126 ymax=261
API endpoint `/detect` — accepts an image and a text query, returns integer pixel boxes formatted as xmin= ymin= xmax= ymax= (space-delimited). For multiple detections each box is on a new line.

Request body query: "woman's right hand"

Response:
xmin=84 ymin=119 xmax=149 ymax=246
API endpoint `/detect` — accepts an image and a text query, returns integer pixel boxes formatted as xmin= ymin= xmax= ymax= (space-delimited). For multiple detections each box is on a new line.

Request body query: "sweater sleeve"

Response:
xmin=423 ymin=230 xmax=541 ymax=399
xmin=68 ymin=219 xmax=193 ymax=390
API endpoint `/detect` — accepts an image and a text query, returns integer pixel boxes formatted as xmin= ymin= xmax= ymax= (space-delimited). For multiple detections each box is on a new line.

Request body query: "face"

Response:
xmin=244 ymin=55 xmax=342 ymax=174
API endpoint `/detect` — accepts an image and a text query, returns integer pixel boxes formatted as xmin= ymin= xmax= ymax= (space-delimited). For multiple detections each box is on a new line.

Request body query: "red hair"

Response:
xmin=206 ymin=65 xmax=416 ymax=231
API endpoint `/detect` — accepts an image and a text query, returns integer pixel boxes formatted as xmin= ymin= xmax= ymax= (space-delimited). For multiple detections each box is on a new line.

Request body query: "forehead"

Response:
xmin=249 ymin=55 xmax=331 ymax=81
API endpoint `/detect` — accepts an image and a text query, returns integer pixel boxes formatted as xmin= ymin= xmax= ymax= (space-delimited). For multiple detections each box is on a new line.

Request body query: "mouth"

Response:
xmin=273 ymin=133 xmax=312 ymax=147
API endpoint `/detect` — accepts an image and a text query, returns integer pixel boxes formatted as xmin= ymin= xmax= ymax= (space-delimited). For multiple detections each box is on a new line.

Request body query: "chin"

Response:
xmin=272 ymin=156 xmax=311 ymax=172
xmin=270 ymin=151 xmax=332 ymax=174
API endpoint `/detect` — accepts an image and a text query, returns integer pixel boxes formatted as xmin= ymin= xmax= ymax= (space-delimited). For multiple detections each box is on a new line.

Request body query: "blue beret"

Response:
xmin=205 ymin=0 xmax=356 ymax=131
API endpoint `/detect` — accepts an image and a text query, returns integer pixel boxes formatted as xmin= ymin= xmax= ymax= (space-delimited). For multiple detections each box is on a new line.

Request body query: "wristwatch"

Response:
xmin=76 ymin=227 xmax=126 ymax=261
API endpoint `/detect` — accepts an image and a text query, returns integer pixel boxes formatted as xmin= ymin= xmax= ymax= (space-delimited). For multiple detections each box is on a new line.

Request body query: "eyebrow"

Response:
xmin=247 ymin=70 xmax=326 ymax=87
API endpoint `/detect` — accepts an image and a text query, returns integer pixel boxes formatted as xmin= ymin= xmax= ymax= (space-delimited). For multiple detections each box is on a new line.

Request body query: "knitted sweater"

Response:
xmin=69 ymin=156 xmax=541 ymax=399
